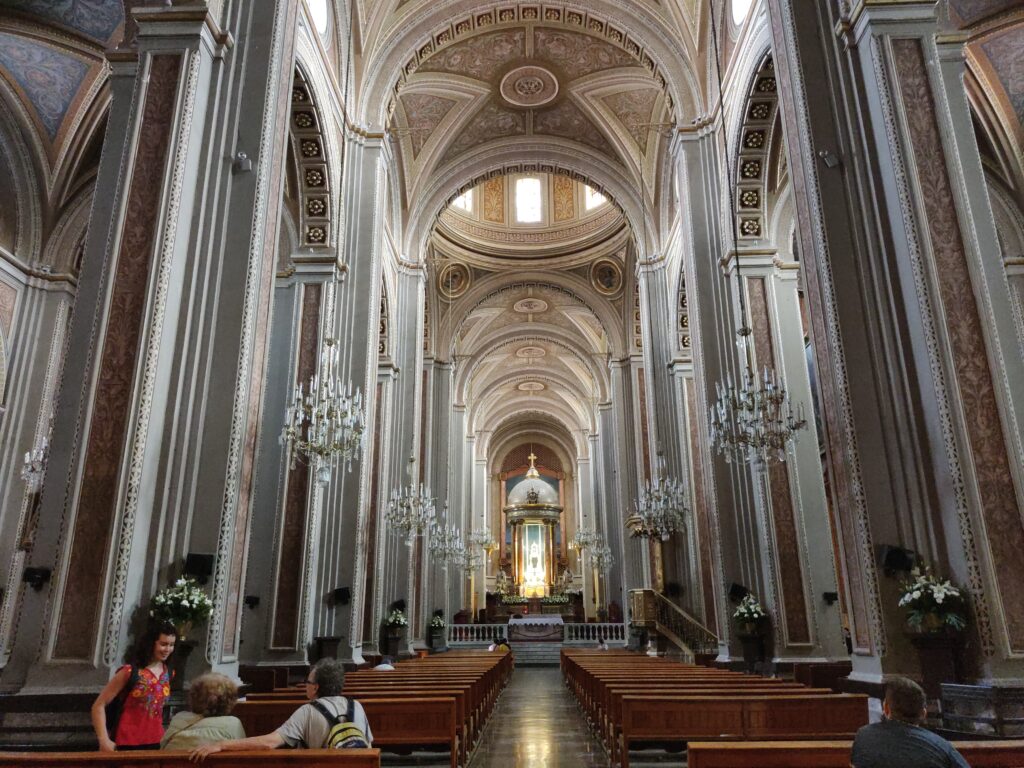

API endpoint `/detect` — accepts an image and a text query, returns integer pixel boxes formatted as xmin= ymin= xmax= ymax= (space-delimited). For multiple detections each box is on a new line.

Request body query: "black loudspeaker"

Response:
xmin=244 ymin=595 xmax=260 ymax=609
xmin=877 ymin=545 xmax=916 ymax=576
xmin=184 ymin=553 xmax=215 ymax=584
xmin=22 ymin=567 xmax=51 ymax=591
xmin=332 ymin=587 xmax=351 ymax=605
xmin=728 ymin=582 xmax=750 ymax=603
xmin=822 ymin=591 xmax=840 ymax=606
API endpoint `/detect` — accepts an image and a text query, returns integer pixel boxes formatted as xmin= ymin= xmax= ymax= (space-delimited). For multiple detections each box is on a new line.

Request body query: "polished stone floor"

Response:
xmin=468 ymin=667 xmax=608 ymax=767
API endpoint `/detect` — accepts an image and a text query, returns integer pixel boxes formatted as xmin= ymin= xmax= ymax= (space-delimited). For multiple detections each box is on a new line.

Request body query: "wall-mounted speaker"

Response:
xmin=728 ymin=582 xmax=749 ymax=603
xmin=822 ymin=591 xmax=840 ymax=606
xmin=184 ymin=553 xmax=215 ymax=584
xmin=877 ymin=545 xmax=916 ymax=576
xmin=332 ymin=587 xmax=351 ymax=606
xmin=244 ymin=595 xmax=260 ymax=610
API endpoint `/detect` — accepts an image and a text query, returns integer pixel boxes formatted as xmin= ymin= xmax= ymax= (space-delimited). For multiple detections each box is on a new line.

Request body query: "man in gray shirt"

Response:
xmin=851 ymin=676 xmax=968 ymax=768
xmin=189 ymin=658 xmax=372 ymax=760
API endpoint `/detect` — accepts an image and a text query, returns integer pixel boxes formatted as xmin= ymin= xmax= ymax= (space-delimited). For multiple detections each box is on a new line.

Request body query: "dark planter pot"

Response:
xmin=384 ymin=628 xmax=404 ymax=658
xmin=428 ymin=628 xmax=446 ymax=650
xmin=169 ymin=640 xmax=195 ymax=692
xmin=738 ymin=633 xmax=765 ymax=672
xmin=907 ymin=630 xmax=966 ymax=699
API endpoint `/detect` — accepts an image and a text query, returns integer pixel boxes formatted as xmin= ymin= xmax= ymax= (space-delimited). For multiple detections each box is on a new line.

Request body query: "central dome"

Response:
xmin=507 ymin=472 xmax=560 ymax=506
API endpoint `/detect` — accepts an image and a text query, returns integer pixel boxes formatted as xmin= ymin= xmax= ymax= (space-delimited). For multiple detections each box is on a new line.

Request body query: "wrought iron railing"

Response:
xmin=629 ymin=588 xmax=719 ymax=656
xmin=564 ymin=622 xmax=627 ymax=642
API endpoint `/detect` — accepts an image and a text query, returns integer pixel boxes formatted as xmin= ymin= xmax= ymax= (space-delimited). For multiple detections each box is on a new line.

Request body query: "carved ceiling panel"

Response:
xmin=398 ymin=92 xmax=458 ymax=158
xmin=533 ymin=27 xmax=636 ymax=79
xmin=441 ymin=101 xmax=527 ymax=162
xmin=533 ymin=98 xmax=614 ymax=154
xmin=602 ymin=87 xmax=660 ymax=152
xmin=417 ymin=28 xmax=527 ymax=81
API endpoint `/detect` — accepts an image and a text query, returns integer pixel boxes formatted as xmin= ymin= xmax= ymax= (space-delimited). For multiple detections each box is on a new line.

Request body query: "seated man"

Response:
xmin=189 ymin=658 xmax=372 ymax=760
xmin=373 ymin=655 xmax=396 ymax=671
xmin=851 ymin=676 xmax=968 ymax=768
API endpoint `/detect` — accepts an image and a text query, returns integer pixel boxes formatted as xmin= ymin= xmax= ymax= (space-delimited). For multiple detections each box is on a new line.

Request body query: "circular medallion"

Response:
xmin=517 ymin=381 xmax=546 ymax=392
xmin=500 ymin=66 xmax=559 ymax=108
xmin=513 ymin=298 xmax=549 ymax=314
xmin=590 ymin=258 xmax=624 ymax=297
xmin=515 ymin=345 xmax=547 ymax=359
xmin=439 ymin=262 xmax=471 ymax=299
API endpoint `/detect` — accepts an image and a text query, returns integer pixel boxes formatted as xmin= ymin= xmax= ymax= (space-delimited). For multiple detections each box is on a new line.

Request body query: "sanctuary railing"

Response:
xmin=564 ymin=622 xmax=627 ymax=643
xmin=447 ymin=623 xmax=508 ymax=644
xmin=629 ymin=588 xmax=719 ymax=659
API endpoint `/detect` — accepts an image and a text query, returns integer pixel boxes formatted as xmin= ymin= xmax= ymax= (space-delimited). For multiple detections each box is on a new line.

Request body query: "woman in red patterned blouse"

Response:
xmin=91 ymin=621 xmax=176 ymax=751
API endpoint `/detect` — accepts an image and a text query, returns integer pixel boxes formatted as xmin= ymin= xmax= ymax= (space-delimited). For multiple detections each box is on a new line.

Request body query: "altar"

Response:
xmin=508 ymin=614 xmax=564 ymax=642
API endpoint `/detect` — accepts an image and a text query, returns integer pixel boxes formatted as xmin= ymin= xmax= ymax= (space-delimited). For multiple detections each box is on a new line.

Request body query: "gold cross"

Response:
xmin=527 ymin=452 xmax=537 ymax=468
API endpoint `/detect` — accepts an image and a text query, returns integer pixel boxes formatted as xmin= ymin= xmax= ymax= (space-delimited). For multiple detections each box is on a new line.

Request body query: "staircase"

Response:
xmin=630 ymin=588 xmax=719 ymax=661
xmin=509 ymin=642 xmax=563 ymax=666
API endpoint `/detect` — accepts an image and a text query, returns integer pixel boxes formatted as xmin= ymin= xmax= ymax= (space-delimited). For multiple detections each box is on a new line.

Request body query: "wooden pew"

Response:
xmin=619 ymin=694 xmax=869 ymax=768
xmin=687 ymin=739 xmax=1024 ymax=768
xmin=0 ymin=750 xmax=380 ymax=767
xmin=232 ymin=697 xmax=460 ymax=768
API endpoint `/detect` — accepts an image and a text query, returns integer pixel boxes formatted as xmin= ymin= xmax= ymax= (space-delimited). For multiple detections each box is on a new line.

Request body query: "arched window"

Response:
xmin=732 ymin=0 xmax=754 ymax=25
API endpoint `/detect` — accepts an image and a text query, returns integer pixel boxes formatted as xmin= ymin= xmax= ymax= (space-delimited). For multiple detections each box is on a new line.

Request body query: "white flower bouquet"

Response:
xmin=429 ymin=615 xmax=446 ymax=629
xmin=385 ymin=609 xmax=408 ymax=628
xmin=149 ymin=577 xmax=213 ymax=639
xmin=733 ymin=594 xmax=767 ymax=630
xmin=898 ymin=567 xmax=966 ymax=633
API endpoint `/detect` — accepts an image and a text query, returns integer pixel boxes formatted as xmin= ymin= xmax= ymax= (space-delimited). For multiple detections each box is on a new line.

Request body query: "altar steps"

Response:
xmin=509 ymin=642 xmax=565 ymax=666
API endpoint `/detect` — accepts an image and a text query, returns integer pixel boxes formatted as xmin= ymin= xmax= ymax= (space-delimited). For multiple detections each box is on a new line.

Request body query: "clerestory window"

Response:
xmin=515 ymin=177 xmax=543 ymax=223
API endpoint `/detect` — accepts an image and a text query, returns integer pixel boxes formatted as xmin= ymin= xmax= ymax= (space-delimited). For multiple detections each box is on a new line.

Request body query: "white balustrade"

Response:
xmin=447 ymin=623 xmax=508 ymax=644
xmin=564 ymin=622 xmax=627 ymax=643
xmin=447 ymin=621 xmax=627 ymax=645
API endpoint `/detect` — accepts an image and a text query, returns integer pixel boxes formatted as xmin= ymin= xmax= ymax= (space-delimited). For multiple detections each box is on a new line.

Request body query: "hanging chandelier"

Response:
xmin=461 ymin=547 xmax=483 ymax=574
xmin=626 ymin=470 xmax=688 ymax=541
xmin=704 ymin=0 xmax=807 ymax=468
xmin=468 ymin=529 xmax=497 ymax=555
xmin=20 ymin=437 xmax=48 ymax=493
xmin=592 ymin=543 xmax=614 ymax=575
xmin=709 ymin=340 xmax=807 ymax=465
xmin=429 ymin=510 xmax=464 ymax=569
xmin=571 ymin=528 xmax=600 ymax=552
xmin=281 ymin=337 xmax=365 ymax=486
xmin=385 ymin=455 xmax=436 ymax=545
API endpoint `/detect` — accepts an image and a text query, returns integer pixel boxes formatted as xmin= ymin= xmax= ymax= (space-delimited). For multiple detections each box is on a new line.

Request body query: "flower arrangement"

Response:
xmin=429 ymin=615 xmax=446 ymax=629
xmin=501 ymin=594 xmax=528 ymax=605
xmin=733 ymin=594 xmax=767 ymax=631
xmin=898 ymin=567 xmax=966 ymax=633
xmin=385 ymin=609 xmax=408 ymax=628
xmin=540 ymin=594 xmax=569 ymax=605
xmin=149 ymin=577 xmax=213 ymax=640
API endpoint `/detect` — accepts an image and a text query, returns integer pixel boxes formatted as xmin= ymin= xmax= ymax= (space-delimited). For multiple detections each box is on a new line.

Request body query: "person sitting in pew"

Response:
xmin=189 ymin=658 xmax=372 ymax=761
xmin=851 ymin=676 xmax=968 ymax=768
xmin=373 ymin=656 xmax=396 ymax=671
xmin=162 ymin=673 xmax=245 ymax=750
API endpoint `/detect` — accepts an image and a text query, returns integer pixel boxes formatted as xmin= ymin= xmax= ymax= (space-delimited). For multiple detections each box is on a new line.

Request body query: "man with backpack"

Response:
xmin=188 ymin=658 xmax=372 ymax=761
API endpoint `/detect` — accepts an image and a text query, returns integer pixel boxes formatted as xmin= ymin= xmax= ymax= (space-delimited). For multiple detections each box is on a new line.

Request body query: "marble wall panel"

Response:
xmin=52 ymin=54 xmax=181 ymax=660
xmin=686 ymin=379 xmax=719 ymax=635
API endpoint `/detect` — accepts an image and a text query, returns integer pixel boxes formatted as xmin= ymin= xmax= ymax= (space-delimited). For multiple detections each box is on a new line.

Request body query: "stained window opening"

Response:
xmin=585 ymin=185 xmax=607 ymax=211
xmin=516 ymin=177 xmax=543 ymax=223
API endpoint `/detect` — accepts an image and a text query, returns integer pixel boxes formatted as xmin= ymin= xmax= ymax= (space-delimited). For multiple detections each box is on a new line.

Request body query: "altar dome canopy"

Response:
xmin=506 ymin=470 xmax=560 ymax=507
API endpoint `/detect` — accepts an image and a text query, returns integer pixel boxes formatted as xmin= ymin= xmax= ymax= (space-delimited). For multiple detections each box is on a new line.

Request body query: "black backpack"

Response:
xmin=103 ymin=665 xmax=139 ymax=740
xmin=309 ymin=698 xmax=370 ymax=749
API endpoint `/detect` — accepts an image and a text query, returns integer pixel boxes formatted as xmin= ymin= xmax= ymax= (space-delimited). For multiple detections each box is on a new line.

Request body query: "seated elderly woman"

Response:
xmin=161 ymin=672 xmax=246 ymax=750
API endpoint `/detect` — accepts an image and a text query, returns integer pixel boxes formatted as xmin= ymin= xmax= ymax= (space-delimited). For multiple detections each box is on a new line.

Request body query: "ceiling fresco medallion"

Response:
xmin=513 ymin=298 xmax=549 ymax=314
xmin=439 ymin=262 xmax=471 ymax=298
xmin=517 ymin=381 xmax=546 ymax=392
xmin=590 ymin=258 xmax=624 ymax=297
xmin=500 ymin=65 xmax=559 ymax=108
xmin=515 ymin=345 xmax=547 ymax=359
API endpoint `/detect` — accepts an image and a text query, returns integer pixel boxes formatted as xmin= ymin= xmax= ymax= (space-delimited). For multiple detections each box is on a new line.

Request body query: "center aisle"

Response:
xmin=469 ymin=667 xmax=607 ymax=767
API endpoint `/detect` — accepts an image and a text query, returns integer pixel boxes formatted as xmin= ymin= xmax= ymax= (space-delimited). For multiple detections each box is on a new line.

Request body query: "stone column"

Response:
xmin=424 ymin=359 xmax=455 ymax=626
xmin=1 ymin=2 xmax=298 ymax=691
xmin=768 ymin=0 xmax=1024 ymax=679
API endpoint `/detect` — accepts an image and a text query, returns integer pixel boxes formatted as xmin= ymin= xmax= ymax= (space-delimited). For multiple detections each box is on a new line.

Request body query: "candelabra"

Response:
xmin=20 ymin=437 xmax=48 ymax=493
xmin=468 ymin=530 xmax=497 ymax=555
xmin=429 ymin=511 xmax=464 ymax=569
xmin=461 ymin=547 xmax=483 ymax=574
xmin=385 ymin=458 xmax=436 ymax=546
xmin=281 ymin=337 xmax=365 ymax=485
xmin=626 ymin=470 xmax=688 ymax=541
xmin=709 ymin=346 xmax=807 ymax=466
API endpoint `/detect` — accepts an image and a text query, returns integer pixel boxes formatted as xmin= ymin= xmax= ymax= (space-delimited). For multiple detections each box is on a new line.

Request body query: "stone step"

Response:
xmin=509 ymin=642 xmax=563 ymax=667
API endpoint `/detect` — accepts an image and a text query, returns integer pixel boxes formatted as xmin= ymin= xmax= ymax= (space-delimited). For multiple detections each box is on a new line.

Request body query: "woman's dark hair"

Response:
xmin=125 ymin=620 xmax=176 ymax=668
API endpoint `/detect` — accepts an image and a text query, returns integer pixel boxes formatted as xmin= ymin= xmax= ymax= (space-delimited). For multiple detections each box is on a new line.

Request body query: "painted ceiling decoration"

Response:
xmin=2 ymin=0 xmax=123 ymax=44
xmin=0 ymin=31 xmax=91 ymax=141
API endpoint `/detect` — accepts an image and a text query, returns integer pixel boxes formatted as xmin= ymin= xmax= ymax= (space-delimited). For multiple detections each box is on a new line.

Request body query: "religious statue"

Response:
xmin=525 ymin=542 xmax=545 ymax=587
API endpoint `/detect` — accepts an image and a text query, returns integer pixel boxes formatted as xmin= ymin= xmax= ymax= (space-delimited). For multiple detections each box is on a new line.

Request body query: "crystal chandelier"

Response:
xmin=461 ymin=547 xmax=483 ymax=574
xmin=591 ymin=543 xmax=614 ymax=575
xmin=21 ymin=437 xmax=48 ymax=493
xmin=429 ymin=509 xmax=464 ymax=569
xmin=626 ymin=470 xmax=688 ymax=541
xmin=385 ymin=455 xmax=436 ymax=546
xmin=281 ymin=337 xmax=366 ymax=485
xmin=468 ymin=530 xmax=497 ymax=555
xmin=709 ymin=339 xmax=808 ymax=465
xmin=571 ymin=528 xmax=600 ymax=553
xmin=704 ymin=0 xmax=807 ymax=467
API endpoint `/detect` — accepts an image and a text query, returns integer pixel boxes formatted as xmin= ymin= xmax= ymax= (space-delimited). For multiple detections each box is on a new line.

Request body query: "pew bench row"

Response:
xmin=0 ymin=749 xmax=379 ymax=767
xmin=686 ymin=740 xmax=1024 ymax=768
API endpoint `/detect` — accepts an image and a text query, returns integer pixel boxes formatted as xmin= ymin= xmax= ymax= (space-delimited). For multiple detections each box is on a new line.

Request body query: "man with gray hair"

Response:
xmin=189 ymin=658 xmax=373 ymax=761
xmin=851 ymin=676 xmax=968 ymax=768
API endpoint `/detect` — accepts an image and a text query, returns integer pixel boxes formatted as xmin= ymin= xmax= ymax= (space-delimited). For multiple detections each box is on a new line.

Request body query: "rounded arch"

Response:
xmin=485 ymin=415 xmax=581 ymax=468
xmin=404 ymin=139 xmax=655 ymax=260
xmin=0 ymin=329 xmax=7 ymax=409
xmin=359 ymin=0 xmax=702 ymax=130
xmin=0 ymin=88 xmax=43 ymax=262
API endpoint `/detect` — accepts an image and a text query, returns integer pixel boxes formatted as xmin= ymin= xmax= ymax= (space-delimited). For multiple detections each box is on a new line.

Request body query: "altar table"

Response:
xmin=508 ymin=614 xmax=564 ymax=641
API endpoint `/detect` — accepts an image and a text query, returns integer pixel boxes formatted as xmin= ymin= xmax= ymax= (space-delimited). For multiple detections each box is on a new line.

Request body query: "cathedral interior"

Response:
xmin=0 ymin=0 xmax=1023 ymax=763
